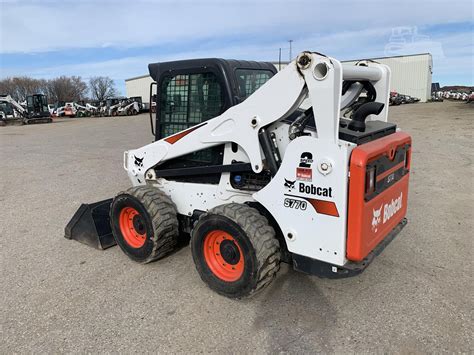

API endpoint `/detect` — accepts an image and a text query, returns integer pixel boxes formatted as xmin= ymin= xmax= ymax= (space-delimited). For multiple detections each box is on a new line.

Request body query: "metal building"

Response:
xmin=125 ymin=53 xmax=433 ymax=105
xmin=343 ymin=53 xmax=433 ymax=102
xmin=125 ymin=74 xmax=155 ymax=110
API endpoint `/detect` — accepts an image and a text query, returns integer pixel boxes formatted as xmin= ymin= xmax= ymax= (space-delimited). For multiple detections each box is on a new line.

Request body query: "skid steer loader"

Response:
xmin=66 ymin=51 xmax=411 ymax=298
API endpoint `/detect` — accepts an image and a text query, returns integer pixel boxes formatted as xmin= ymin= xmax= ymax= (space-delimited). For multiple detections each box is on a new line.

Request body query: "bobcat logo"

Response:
xmin=134 ymin=155 xmax=144 ymax=167
xmin=284 ymin=178 xmax=296 ymax=189
xmin=372 ymin=205 xmax=383 ymax=232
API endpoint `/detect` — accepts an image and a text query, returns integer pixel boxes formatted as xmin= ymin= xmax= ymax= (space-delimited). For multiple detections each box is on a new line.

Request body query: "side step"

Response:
xmin=64 ymin=199 xmax=116 ymax=250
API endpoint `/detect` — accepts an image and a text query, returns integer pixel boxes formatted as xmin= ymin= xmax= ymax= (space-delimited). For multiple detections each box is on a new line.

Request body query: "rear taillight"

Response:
xmin=365 ymin=167 xmax=376 ymax=195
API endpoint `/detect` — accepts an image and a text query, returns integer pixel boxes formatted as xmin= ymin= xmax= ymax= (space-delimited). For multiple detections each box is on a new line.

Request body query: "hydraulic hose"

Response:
xmin=348 ymin=102 xmax=385 ymax=132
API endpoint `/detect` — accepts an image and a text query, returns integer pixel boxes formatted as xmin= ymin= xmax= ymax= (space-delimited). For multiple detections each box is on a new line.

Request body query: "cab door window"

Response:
xmin=160 ymin=72 xmax=224 ymax=138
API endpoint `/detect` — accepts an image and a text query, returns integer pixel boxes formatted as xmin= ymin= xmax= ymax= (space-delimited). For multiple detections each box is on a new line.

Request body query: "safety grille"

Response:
xmin=160 ymin=72 xmax=223 ymax=138
xmin=159 ymin=72 xmax=224 ymax=164
xmin=235 ymin=69 xmax=273 ymax=100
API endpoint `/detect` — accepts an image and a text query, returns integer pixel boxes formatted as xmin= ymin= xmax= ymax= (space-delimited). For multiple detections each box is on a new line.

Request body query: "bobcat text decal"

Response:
xmin=299 ymin=182 xmax=332 ymax=198
xmin=383 ymin=192 xmax=403 ymax=223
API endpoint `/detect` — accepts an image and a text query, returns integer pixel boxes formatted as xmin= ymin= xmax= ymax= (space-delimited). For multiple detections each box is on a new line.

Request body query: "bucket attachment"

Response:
xmin=64 ymin=199 xmax=116 ymax=250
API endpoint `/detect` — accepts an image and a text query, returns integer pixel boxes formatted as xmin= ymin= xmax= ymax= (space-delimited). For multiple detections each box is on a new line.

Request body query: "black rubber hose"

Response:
xmin=348 ymin=102 xmax=385 ymax=132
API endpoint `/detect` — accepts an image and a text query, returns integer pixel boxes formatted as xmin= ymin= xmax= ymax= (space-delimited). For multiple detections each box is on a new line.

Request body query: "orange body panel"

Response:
xmin=347 ymin=132 xmax=412 ymax=262
xmin=64 ymin=108 xmax=74 ymax=117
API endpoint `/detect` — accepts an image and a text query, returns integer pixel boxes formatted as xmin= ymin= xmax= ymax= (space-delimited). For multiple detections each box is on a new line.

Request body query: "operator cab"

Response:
xmin=148 ymin=58 xmax=277 ymax=175
xmin=26 ymin=94 xmax=50 ymax=119
xmin=148 ymin=58 xmax=277 ymax=141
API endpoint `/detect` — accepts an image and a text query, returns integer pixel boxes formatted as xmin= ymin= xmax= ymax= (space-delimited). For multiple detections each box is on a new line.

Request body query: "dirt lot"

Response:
xmin=0 ymin=101 xmax=472 ymax=353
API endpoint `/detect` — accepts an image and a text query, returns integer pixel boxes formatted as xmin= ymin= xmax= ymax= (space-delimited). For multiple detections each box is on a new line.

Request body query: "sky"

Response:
xmin=0 ymin=0 xmax=473 ymax=95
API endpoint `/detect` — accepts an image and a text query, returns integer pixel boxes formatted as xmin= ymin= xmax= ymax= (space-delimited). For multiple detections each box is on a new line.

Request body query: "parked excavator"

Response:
xmin=66 ymin=51 xmax=411 ymax=299
xmin=0 ymin=94 xmax=52 ymax=125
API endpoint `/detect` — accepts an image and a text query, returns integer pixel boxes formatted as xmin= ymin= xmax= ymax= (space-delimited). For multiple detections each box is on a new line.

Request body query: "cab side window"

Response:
xmin=160 ymin=72 xmax=224 ymax=138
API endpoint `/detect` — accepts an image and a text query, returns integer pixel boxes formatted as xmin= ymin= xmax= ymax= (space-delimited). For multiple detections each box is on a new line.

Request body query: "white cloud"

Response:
xmin=0 ymin=27 xmax=398 ymax=80
xmin=1 ymin=24 xmax=471 ymax=87
xmin=1 ymin=0 xmax=472 ymax=53
xmin=1 ymin=0 xmax=472 ymax=86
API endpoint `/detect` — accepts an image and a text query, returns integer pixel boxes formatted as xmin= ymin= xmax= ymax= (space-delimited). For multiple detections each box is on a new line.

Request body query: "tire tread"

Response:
xmin=120 ymin=186 xmax=179 ymax=263
xmin=195 ymin=203 xmax=280 ymax=297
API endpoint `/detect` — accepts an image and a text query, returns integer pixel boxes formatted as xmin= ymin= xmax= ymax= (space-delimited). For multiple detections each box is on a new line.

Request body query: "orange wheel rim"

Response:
xmin=119 ymin=207 xmax=147 ymax=248
xmin=203 ymin=230 xmax=244 ymax=282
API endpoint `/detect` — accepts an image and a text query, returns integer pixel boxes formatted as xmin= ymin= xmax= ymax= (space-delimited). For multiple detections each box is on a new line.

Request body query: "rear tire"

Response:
xmin=191 ymin=203 xmax=280 ymax=298
xmin=110 ymin=186 xmax=179 ymax=263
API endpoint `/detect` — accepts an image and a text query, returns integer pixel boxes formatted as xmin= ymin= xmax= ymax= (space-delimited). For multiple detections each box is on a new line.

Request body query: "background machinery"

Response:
xmin=26 ymin=94 xmax=52 ymax=122
xmin=98 ymin=97 xmax=141 ymax=117
xmin=0 ymin=94 xmax=52 ymax=125
xmin=66 ymin=51 xmax=412 ymax=298
xmin=129 ymin=96 xmax=144 ymax=112
xmin=115 ymin=98 xmax=140 ymax=116
xmin=102 ymin=97 xmax=124 ymax=116
xmin=0 ymin=95 xmax=18 ymax=122
xmin=72 ymin=102 xmax=99 ymax=117
xmin=63 ymin=102 xmax=76 ymax=117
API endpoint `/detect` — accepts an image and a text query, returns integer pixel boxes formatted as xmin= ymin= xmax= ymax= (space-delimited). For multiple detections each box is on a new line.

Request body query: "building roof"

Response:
xmin=342 ymin=52 xmax=432 ymax=62
xmin=125 ymin=74 xmax=151 ymax=82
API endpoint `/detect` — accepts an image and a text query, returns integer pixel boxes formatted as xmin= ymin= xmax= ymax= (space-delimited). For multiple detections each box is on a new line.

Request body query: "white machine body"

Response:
xmin=122 ymin=52 xmax=392 ymax=268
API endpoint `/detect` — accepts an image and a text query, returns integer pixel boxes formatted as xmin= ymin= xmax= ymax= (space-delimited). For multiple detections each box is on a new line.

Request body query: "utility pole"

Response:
xmin=288 ymin=39 xmax=293 ymax=61
xmin=278 ymin=48 xmax=282 ymax=70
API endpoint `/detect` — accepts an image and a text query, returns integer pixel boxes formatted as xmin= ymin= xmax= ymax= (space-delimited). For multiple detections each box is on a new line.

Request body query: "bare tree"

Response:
xmin=0 ymin=77 xmax=47 ymax=102
xmin=0 ymin=78 xmax=16 ymax=98
xmin=46 ymin=76 xmax=88 ymax=102
xmin=70 ymin=76 xmax=88 ymax=101
xmin=1 ymin=76 xmax=88 ymax=103
xmin=89 ymin=76 xmax=118 ymax=101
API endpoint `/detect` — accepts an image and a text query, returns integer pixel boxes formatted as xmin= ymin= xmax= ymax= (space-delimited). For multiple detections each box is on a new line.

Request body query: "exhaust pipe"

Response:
xmin=348 ymin=102 xmax=385 ymax=132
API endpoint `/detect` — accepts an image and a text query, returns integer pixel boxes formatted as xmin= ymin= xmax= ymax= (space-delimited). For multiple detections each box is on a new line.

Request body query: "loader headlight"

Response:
xmin=365 ymin=167 xmax=376 ymax=195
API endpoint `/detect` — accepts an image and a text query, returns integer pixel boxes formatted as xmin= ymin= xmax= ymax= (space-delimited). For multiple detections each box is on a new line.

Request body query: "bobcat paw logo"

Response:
xmin=284 ymin=178 xmax=296 ymax=189
xmin=372 ymin=205 xmax=383 ymax=232
xmin=134 ymin=155 xmax=144 ymax=167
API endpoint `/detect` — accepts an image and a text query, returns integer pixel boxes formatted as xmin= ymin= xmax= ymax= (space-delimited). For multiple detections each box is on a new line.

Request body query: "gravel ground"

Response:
xmin=0 ymin=101 xmax=472 ymax=353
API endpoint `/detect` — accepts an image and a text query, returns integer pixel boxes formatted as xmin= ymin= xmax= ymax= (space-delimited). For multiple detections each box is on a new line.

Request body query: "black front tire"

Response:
xmin=110 ymin=186 xmax=179 ymax=263
xmin=191 ymin=203 xmax=280 ymax=298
